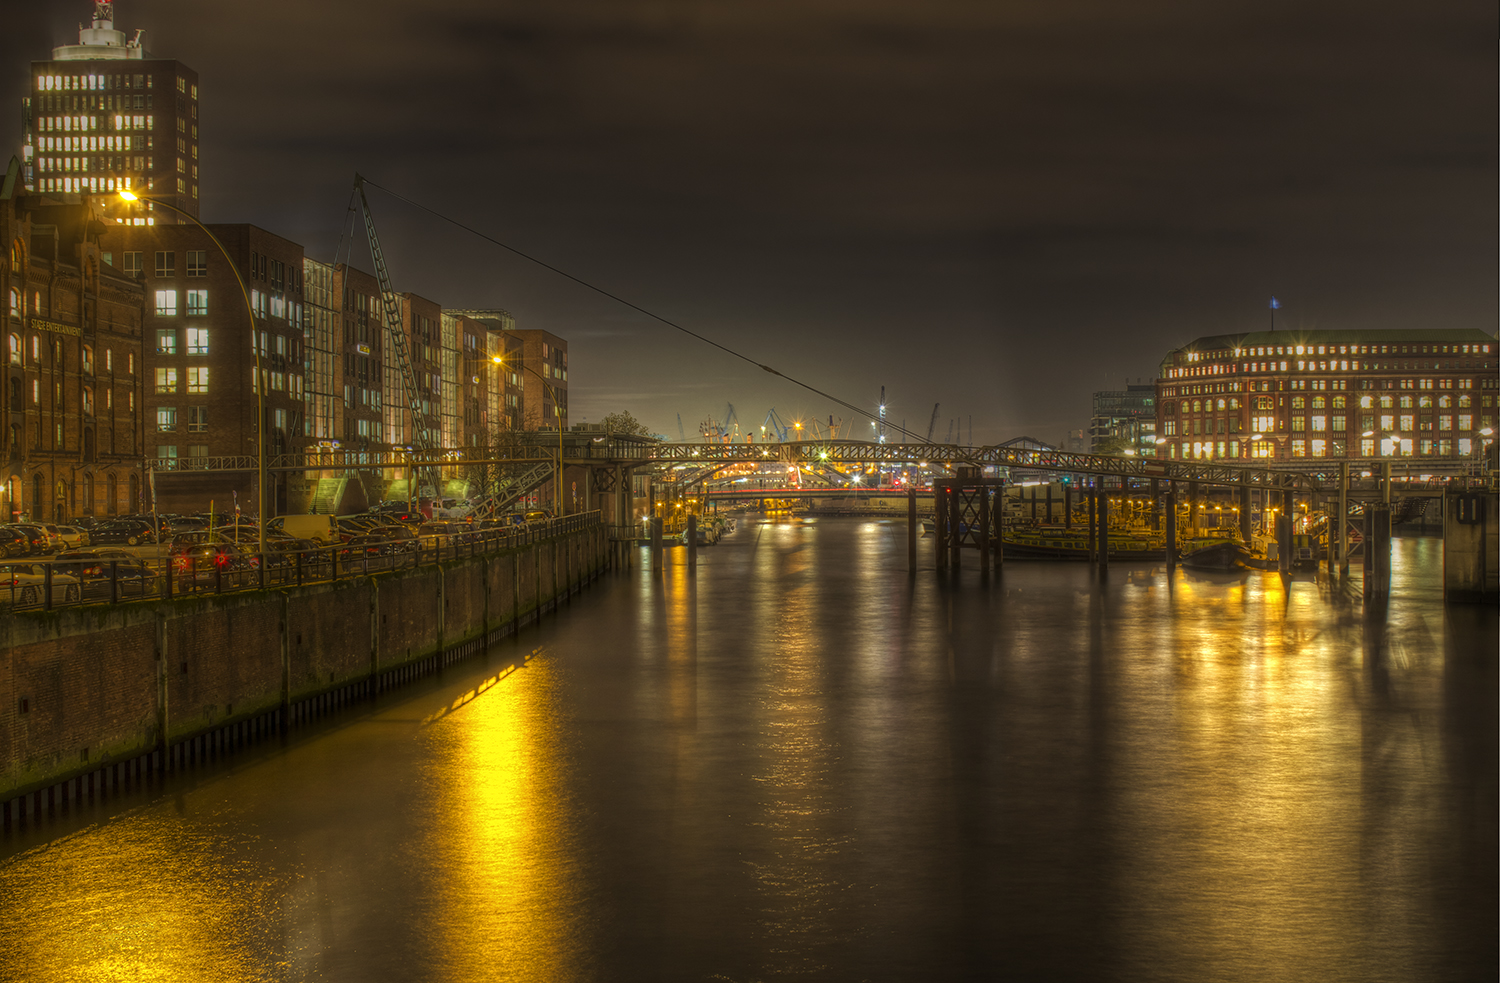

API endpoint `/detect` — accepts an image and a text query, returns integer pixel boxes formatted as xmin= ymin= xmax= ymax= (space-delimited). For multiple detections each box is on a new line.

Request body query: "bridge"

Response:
xmin=150 ymin=438 xmax=1334 ymax=491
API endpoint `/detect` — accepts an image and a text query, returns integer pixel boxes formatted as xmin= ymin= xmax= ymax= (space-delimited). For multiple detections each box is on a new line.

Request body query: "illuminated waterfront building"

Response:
xmin=1090 ymin=382 xmax=1156 ymax=455
xmin=1154 ymin=329 xmax=1499 ymax=462
xmin=23 ymin=2 xmax=200 ymax=224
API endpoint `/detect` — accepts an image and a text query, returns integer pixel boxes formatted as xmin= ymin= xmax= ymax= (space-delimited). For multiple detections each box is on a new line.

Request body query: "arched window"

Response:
xmin=82 ymin=386 xmax=94 ymax=415
xmin=82 ymin=345 xmax=94 ymax=375
xmin=7 ymin=288 xmax=17 ymax=320
xmin=8 ymin=333 xmax=20 ymax=364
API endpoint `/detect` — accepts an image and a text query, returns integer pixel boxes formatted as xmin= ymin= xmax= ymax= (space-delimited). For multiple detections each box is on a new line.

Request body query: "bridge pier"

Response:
xmin=1238 ymin=482 xmax=1251 ymax=543
xmin=1278 ymin=489 xmax=1293 ymax=576
xmin=1150 ymin=478 xmax=1160 ymax=531
xmin=948 ymin=486 xmax=961 ymax=570
xmin=687 ymin=514 xmax=697 ymax=570
xmin=934 ymin=484 xmax=948 ymax=570
xmin=993 ymin=485 xmax=1004 ymax=569
xmin=650 ymin=517 xmax=663 ymax=574
xmin=1064 ymin=485 xmax=1073 ymax=530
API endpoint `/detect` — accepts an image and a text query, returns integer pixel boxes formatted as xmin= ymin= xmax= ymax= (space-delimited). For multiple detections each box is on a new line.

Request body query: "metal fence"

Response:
xmin=0 ymin=511 xmax=602 ymax=613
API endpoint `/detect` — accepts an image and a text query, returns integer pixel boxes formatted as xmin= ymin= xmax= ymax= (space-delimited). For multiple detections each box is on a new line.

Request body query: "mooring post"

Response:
xmin=1098 ymin=482 xmax=1110 ymax=576
xmin=1188 ymin=480 xmax=1200 ymax=536
xmin=1278 ymin=488 xmax=1294 ymax=576
xmin=1087 ymin=484 xmax=1097 ymax=563
xmin=1363 ymin=505 xmax=1391 ymax=602
xmin=1166 ymin=482 xmax=1178 ymax=568
xmin=1238 ymin=481 xmax=1251 ymax=543
xmin=650 ymin=517 xmax=663 ymax=574
xmin=1150 ymin=478 xmax=1160 ymax=531
xmin=1338 ymin=462 xmax=1350 ymax=576
xmin=934 ymin=481 xmax=948 ymax=570
xmin=949 ymin=487 xmax=962 ymax=570
xmin=1381 ymin=461 xmax=1392 ymax=507
xmin=993 ymin=482 xmax=1004 ymax=569
xmin=687 ymin=514 xmax=698 ymax=570
xmin=1045 ymin=482 xmax=1054 ymax=524
xmin=979 ymin=486 xmax=991 ymax=569
xmin=907 ymin=486 xmax=917 ymax=573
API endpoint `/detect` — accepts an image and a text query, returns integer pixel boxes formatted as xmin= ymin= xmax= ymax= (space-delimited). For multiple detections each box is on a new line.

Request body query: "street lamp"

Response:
xmin=492 ymin=355 xmax=564 ymax=514
xmin=117 ymin=190 xmax=267 ymax=555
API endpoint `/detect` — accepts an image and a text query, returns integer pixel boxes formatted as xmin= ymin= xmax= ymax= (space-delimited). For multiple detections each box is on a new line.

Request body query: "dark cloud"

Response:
xmin=4 ymin=0 xmax=1494 ymax=442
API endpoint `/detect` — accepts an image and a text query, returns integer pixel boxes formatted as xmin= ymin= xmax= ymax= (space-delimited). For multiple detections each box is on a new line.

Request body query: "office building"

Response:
xmin=1090 ymin=383 xmax=1156 ymax=455
xmin=1155 ymin=329 xmax=1498 ymax=462
xmin=23 ymin=1 xmax=200 ymax=223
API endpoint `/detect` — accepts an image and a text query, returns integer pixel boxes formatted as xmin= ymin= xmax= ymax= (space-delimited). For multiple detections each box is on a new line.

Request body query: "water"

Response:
xmin=1 ymin=516 xmax=1494 ymax=982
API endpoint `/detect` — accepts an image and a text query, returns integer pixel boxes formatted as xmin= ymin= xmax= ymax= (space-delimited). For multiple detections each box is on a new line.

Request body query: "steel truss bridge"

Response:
xmin=147 ymin=439 xmax=1362 ymax=493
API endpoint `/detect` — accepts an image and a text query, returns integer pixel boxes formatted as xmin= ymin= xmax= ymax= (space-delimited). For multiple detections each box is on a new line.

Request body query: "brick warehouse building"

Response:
xmin=22 ymin=1 xmax=200 ymax=224
xmin=100 ymin=222 xmax=307 ymax=515
xmin=2 ymin=168 xmax=146 ymax=522
xmin=1155 ymin=329 xmax=1498 ymax=464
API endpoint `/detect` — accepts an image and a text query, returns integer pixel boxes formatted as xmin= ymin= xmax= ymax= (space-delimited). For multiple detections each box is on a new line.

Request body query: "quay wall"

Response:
xmin=0 ymin=525 xmax=609 ymax=814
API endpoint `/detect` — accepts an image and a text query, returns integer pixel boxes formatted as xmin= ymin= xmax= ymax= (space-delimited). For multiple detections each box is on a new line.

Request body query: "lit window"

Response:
xmin=154 ymin=290 xmax=177 ymax=316
xmin=156 ymin=406 xmax=177 ymax=431
xmin=155 ymin=367 xmax=179 ymax=393
xmin=186 ymin=327 xmax=209 ymax=354
xmin=186 ymin=289 xmax=208 ymax=316
xmin=6 ymin=334 xmax=17 ymax=365
xmin=187 ymin=367 xmax=208 ymax=394
xmin=156 ymin=328 xmax=176 ymax=354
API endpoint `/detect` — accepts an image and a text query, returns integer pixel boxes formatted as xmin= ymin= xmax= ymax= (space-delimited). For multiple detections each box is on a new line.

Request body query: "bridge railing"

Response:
xmin=0 ymin=511 xmax=602 ymax=614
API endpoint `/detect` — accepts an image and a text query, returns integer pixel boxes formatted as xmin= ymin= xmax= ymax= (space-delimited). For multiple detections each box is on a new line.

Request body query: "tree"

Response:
xmin=598 ymin=411 xmax=652 ymax=436
xmin=461 ymin=425 xmax=534 ymax=501
xmin=1091 ymin=435 xmax=1130 ymax=456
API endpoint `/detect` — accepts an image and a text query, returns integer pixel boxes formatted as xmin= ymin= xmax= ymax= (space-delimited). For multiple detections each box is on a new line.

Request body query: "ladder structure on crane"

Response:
xmin=354 ymin=174 xmax=436 ymax=498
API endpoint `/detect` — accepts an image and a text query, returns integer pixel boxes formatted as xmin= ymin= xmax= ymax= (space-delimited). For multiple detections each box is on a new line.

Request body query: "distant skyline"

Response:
xmin=5 ymin=0 xmax=1495 ymax=443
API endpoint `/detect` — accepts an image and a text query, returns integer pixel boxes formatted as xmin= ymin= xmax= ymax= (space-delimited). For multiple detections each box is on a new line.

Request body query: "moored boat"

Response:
xmin=1179 ymin=534 xmax=1252 ymax=570
xmin=1001 ymin=525 xmax=1166 ymax=561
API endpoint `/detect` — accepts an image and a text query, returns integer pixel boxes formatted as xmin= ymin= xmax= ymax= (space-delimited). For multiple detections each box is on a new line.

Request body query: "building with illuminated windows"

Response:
xmin=1154 ymin=330 xmax=1498 ymax=464
xmin=22 ymin=2 xmax=199 ymax=224
xmin=1090 ymin=383 xmax=1156 ymax=455
xmin=100 ymin=222 xmax=306 ymax=513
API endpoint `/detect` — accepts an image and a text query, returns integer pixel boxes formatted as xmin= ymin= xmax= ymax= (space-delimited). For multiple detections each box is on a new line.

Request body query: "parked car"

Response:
xmin=172 ymin=540 xmax=258 ymax=585
xmin=269 ymin=514 xmax=340 ymax=543
xmin=13 ymin=523 xmax=57 ymax=552
xmin=0 ymin=563 xmax=82 ymax=605
xmin=45 ymin=524 xmax=90 ymax=549
xmin=91 ymin=519 xmax=159 ymax=546
xmin=0 ymin=527 xmax=34 ymax=557
xmin=415 ymin=522 xmax=460 ymax=548
xmin=51 ymin=551 xmax=156 ymax=599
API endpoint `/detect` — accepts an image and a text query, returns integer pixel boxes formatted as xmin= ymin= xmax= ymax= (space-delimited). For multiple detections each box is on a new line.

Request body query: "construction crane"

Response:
xmin=677 ymin=413 xmax=687 ymax=442
xmin=724 ymin=403 xmax=740 ymax=442
xmin=946 ymin=419 xmax=955 ymax=444
xmin=355 ymin=174 xmax=435 ymax=497
xmin=925 ymin=403 xmax=940 ymax=443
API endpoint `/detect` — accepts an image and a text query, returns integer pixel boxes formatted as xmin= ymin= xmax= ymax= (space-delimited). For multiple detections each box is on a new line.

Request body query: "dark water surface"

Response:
xmin=1 ymin=516 xmax=1495 ymax=982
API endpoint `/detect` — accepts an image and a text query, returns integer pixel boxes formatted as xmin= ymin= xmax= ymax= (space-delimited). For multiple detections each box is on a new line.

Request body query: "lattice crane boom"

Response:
xmin=355 ymin=174 xmax=433 ymax=455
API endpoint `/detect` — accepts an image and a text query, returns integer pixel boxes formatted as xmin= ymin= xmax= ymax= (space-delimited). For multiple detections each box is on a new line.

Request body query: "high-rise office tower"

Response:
xmin=23 ymin=1 xmax=200 ymax=224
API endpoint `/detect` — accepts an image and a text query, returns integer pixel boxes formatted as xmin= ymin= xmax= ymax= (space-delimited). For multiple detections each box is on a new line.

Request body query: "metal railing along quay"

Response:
xmin=0 ymin=512 xmax=602 ymax=613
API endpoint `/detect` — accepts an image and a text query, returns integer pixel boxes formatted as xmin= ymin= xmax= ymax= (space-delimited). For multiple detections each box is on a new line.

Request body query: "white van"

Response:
xmin=271 ymin=514 xmax=339 ymax=543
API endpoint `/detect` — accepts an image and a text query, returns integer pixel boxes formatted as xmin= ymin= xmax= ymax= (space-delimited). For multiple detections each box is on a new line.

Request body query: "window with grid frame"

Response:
xmin=188 ymin=406 xmax=207 ymax=432
xmin=186 ymin=289 xmax=208 ymax=316
xmin=155 ymin=367 xmax=178 ymax=393
xmin=186 ymin=327 xmax=208 ymax=355
xmin=186 ymin=250 xmax=207 ymax=276
xmin=187 ymin=367 xmax=208 ymax=394
xmin=154 ymin=251 xmax=174 ymax=277
xmin=156 ymin=406 xmax=177 ymax=431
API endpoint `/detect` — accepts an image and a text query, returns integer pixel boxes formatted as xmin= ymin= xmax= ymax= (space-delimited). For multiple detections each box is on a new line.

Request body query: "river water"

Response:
xmin=0 ymin=516 xmax=1494 ymax=982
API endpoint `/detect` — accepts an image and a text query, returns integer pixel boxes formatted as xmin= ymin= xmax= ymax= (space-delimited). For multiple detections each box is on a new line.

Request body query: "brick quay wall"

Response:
xmin=0 ymin=524 xmax=613 ymax=821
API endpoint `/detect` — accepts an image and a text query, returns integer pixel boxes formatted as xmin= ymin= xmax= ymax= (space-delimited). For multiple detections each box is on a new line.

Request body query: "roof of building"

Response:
xmin=1176 ymin=327 xmax=1498 ymax=353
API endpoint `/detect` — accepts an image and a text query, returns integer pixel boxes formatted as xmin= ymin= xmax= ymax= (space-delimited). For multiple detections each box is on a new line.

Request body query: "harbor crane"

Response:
xmin=926 ymin=403 xmax=940 ymax=443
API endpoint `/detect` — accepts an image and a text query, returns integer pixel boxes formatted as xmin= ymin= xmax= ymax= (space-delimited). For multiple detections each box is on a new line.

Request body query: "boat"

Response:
xmin=1000 ymin=525 xmax=1166 ymax=561
xmin=1178 ymin=534 xmax=1252 ymax=570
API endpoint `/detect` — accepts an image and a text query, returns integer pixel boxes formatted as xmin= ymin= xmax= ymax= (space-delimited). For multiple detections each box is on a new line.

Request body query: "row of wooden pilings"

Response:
xmin=908 ymin=469 xmax=1393 ymax=601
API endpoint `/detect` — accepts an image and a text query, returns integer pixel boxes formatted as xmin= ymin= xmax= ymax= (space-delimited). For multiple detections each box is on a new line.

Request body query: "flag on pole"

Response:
xmin=1270 ymin=297 xmax=1282 ymax=309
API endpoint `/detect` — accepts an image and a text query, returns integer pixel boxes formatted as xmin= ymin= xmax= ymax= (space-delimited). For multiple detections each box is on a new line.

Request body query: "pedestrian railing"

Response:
xmin=0 ymin=511 xmax=602 ymax=613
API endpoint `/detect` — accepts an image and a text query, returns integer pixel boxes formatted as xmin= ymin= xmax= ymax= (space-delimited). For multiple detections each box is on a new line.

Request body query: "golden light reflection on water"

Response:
xmin=0 ymin=816 xmax=291 ymax=982
xmin=420 ymin=654 xmax=587 ymax=983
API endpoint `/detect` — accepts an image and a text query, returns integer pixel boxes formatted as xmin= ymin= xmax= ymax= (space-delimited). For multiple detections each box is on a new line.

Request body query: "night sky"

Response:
xmin=5 ymin=1 xmax=1496 ymax=443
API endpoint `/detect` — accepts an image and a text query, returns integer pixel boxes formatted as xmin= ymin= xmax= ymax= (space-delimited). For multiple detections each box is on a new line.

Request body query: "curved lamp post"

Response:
xmin=117 ymin=191 xmax=266 ymax=555
xmin=492 ymin=355 xmax=564 ymax=514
